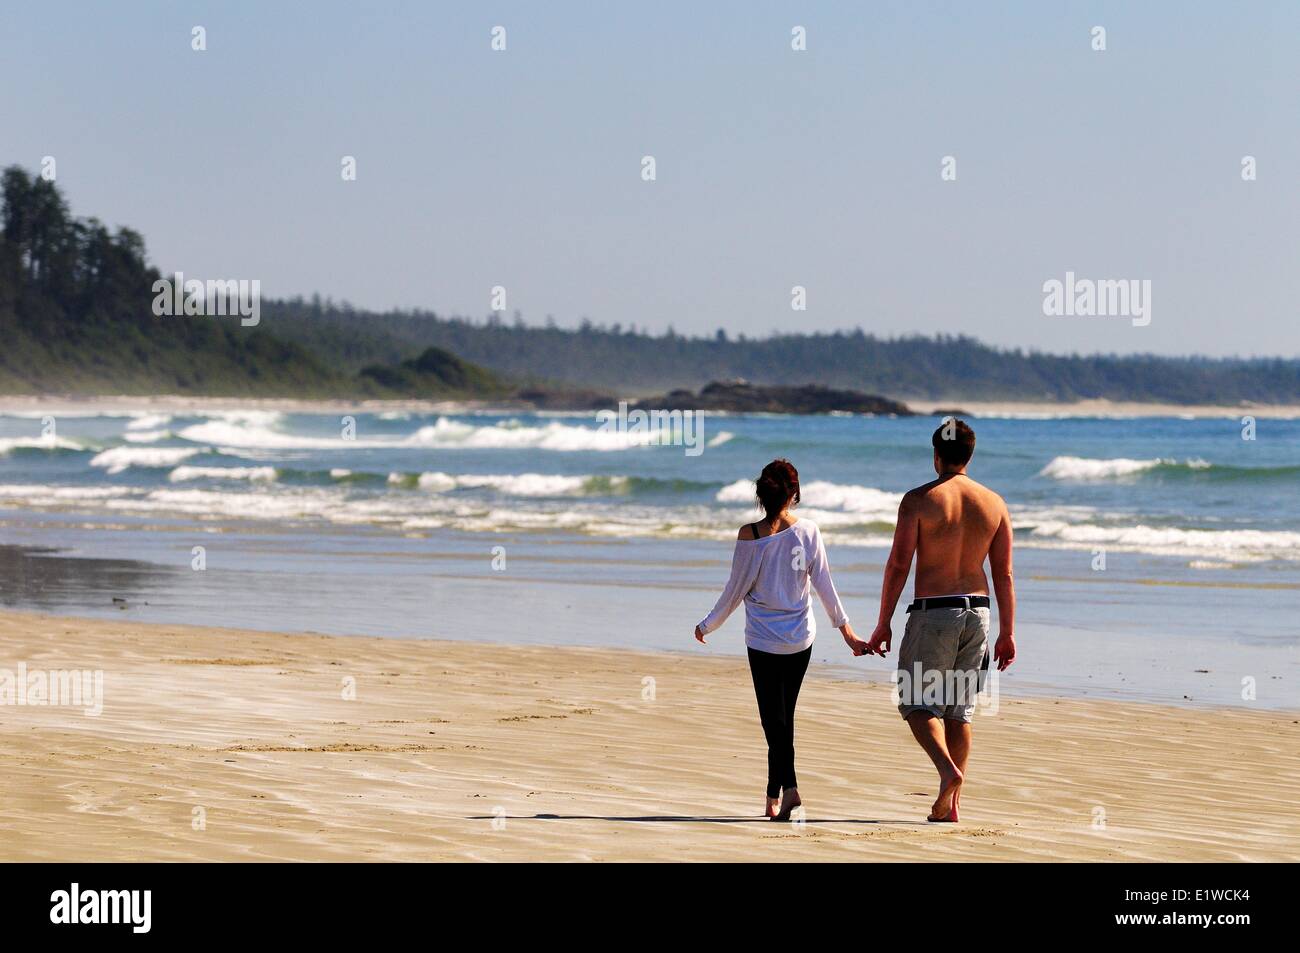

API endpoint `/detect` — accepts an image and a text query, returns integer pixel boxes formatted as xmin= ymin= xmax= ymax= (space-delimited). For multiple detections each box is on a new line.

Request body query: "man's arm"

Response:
xmin=988 ymin=502 xmax=1016 ymax=670
xmin=866 ymin=495 xmax=918 ymax=657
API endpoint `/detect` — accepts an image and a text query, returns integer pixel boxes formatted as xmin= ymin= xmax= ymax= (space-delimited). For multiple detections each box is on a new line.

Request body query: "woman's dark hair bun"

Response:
xmin=755 ymin=459 xmax=800 ymax=520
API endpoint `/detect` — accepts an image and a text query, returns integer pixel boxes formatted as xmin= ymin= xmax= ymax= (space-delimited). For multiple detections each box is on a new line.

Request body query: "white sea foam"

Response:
xmin=168 ymin=465 xmax=278 ymax=483
xmin=414 ymin=472 xmax=456 ymax=492
xmin=0 ymin=434 xmax=88 ymax=454
xmin=123 ymin=429 xmax=172 ymax=443
xmin=0 ymin=483 xmax=136 ymax=501
xmin=89 ymin=446 xmax=203 ymax=474
xmin=395 ymin=471 xmax=621 ymax=497
xmin=112 ymin=487 xmax=335 ymax=522
xmin=1025 ymin=520 xmax=1300 ymax=559
xmin=1039 ymin=456 xmax=1217 ymax=480
xmin=403 ymin=418 xmax=662 ymax=451
xmin=716 ymin=479 xmax=758 ymax=504
xmin=175 ymin=419 xmax=341 ymax=450
xmin=716 ymin=478 xmax=902 ymax=521
xmin=1038 ymin=456 xmax=1169 ymax=480
xmin=457 ymin=473 xmax=597 ymax=496
xmin=174 ymin=414 xmax=654 ymax=453
xmin=2 ymin=474 xmax=1296 ymax=561
xmin=126 ymin=413 xmax=172 ymax=431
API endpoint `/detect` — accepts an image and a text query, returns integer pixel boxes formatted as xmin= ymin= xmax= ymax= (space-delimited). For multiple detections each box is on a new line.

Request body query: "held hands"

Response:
xmin=840 ymin=624 xmax=869 ymax=657
xmin=994 ymin=631 xmax=1016 ymax=671
xmin=865 ymin=623 xmax=892 ymax=658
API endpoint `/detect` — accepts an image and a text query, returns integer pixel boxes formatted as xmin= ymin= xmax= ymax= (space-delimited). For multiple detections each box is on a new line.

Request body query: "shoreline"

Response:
xmin=3 ymin=608 xmax=1296 ymax=861
xmin=907 ymin=398 xmax=1299 ymax=419
xmin=2 ymin=393 xmax=1299 ymax=419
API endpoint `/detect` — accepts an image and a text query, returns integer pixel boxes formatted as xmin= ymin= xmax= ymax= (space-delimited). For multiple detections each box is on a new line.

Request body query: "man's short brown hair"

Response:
xmin=932 ymin=418 xmax=976 ymax=467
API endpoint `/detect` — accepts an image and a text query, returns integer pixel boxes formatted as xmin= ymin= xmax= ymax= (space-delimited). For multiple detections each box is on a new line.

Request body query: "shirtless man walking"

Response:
xmin=862 ymin=419 xmax=1016 ymax=822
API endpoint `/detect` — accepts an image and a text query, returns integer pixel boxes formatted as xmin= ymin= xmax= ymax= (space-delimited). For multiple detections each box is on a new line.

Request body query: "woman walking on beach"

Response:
xmin=695 ymin=459 xmax=865 ymax=820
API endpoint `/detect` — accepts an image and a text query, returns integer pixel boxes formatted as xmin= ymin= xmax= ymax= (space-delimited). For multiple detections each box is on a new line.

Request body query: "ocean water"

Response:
xmin=1 ymin=406 xmax=1296 ymax=708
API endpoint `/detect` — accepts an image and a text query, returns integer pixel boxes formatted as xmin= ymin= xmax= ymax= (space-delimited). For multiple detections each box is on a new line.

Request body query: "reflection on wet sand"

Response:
xmin=0 ymin=544 xmax=172 ymax=612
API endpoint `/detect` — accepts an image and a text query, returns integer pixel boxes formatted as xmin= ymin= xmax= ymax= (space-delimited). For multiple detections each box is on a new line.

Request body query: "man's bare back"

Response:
xmin=858 ymin=419 xmax=1017 ymax=673
xmin=908 ymin=474 xmax=1008 ymax=598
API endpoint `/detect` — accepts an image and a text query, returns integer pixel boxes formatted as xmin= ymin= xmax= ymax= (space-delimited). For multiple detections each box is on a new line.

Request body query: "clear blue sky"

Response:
xmin=4 ymin=1 xmax=1297 ymax=356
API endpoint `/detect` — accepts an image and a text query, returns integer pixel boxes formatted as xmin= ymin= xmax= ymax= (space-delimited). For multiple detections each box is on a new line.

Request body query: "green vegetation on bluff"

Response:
xmin=0 ymin=166 xmax=504 ymax=398
xmin=358 ymin=346 xmax=510 ymax=398
xmin=0 ymin=167 xmax=347 ymax=396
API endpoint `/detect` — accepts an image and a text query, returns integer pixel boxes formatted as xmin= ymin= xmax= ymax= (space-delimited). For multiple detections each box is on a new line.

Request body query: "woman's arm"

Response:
xmin=694 ymin=541 xmax=759 ymax=643
xmin=808 ymin=527 xmax=849 ymax=628
xmin=808 ymin=527 xmax=865 ymax=653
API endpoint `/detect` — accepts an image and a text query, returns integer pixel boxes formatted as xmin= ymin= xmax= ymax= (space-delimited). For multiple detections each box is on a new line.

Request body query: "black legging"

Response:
xmin=746 ymin=646 xmax=812 ymax=799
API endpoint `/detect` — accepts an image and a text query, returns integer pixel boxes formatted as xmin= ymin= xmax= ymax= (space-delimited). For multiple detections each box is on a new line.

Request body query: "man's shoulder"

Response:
xmin=903 ymin=477 xmax=1007 ymax=511
xmin=963 ymin=477 xmax=1007 ymax=508
xmin=901 ymin=480 xmax=943 ymax=505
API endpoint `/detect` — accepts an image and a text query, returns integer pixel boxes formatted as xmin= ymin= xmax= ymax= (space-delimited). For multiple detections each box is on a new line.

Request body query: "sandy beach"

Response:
xmin=3 ymin=394 xmax=1299 ymax=419
xmin=1 ymin=609 xmax=1295 ymax=862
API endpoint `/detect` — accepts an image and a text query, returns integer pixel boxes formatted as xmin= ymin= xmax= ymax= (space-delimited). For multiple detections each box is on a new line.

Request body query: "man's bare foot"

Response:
xmin=927 ymin=769 xmax=963 ymax=822
xmin=764 ymin=797 xmax=780 ymax=818
xmin=772 ymin=787 xmax=802 ymax=822
xmin=937 ymin=787 xmax=961 ymax=823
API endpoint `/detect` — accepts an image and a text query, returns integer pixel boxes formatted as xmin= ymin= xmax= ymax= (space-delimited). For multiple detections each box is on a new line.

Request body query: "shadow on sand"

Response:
xmin=470 ymin=814 xmax=924 ymax=825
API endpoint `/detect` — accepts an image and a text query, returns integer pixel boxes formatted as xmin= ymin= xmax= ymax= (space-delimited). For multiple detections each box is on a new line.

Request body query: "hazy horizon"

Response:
xmin=6 ymin=1 xmax=1298 ymax=359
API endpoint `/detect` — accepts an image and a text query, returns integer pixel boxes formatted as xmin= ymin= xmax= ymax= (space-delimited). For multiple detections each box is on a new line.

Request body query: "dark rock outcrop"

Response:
xmin=631 ymin=380 xmax=915 ymax=415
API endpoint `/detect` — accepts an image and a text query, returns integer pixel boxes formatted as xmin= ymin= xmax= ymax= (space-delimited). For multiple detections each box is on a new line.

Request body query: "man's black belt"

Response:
xmin=906 ymin=595 xmax=991 ymax=613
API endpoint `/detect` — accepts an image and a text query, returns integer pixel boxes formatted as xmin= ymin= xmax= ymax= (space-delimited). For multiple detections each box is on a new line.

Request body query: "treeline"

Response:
xmin=266 ymin=300 xmax=1300 ymax=403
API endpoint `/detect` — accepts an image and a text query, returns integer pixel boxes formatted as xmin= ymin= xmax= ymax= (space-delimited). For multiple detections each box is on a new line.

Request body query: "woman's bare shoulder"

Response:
xmin=737 ymin=523 xmax=756 ymax=540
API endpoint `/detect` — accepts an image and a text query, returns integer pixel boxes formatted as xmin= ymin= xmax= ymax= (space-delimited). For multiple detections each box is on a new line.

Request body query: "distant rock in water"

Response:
xmin=515 ymin=387 xmax=614 ymax=411
xmin=633 ymin=381 xmax=916 ymax=416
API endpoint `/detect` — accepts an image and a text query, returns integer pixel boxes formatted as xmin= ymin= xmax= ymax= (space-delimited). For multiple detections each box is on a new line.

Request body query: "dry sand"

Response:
xmin=908 ymin=398 xmax=1300 ymax=419
xmin=1 ymin=609 xmax=1296 ymax=861
xmin=3 ymin=394 xmax=1298 ymax=419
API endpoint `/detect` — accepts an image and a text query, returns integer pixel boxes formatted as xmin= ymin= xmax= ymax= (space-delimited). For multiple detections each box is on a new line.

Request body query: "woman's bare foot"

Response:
xmin=927 ymin=768 xmax=963 ymax=822
xmin=772 ymin=787 xmax=802 ymax=822
xmin=764 ymin=797 xmax=780 ymax=818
